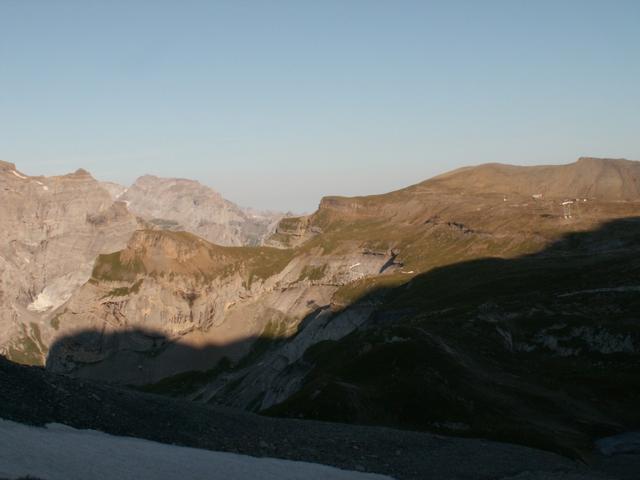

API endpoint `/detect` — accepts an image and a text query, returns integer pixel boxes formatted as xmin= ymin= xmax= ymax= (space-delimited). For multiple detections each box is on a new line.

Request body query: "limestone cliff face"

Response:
xmin=0 ymin=162 xmax=139 ymax=363
xmin=120 ymin=175 xmax=283 ymax=246
xmin=99 ymin=181 xmax=128 ymax=201
xmin=0 ymin=162 xmax=398 ymax=377
xmin=44 ymin=229 xmax=400 ymax=384
xmin=177 ymin=157 xmax=640 ymax=417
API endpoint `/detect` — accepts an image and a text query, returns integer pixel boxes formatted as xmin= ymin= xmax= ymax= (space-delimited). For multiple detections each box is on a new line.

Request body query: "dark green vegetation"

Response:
xmin=92 ymin=250 xmax=145 ymax=282
xmin=137 ymin=357 xmax=232 ymax=396
xmin=104 ymin=279 xmax=144 ymax=298
xmin=49 ymin=310 xmax=65 ymax=330
xmin=296 ymin=264 xmax=327 ymax=282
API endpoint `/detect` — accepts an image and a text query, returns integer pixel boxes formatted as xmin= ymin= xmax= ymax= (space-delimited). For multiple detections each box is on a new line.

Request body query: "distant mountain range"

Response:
xmin=1 ymin=156 xmax=639 ymax=459
xmin=109 ymin=175 xmax=285 ymax=247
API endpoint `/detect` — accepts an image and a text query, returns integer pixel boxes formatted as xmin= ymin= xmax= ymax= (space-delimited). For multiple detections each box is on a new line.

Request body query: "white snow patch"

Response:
xmin=0 ymin=419 xmax=393 ymax=480
xmin=28 ymin=266 xmax=93 ymax=312
xmin=11 ymin=170 xmax=27 ymax=180
xmin=27 ymin=290 xmax=58 ymax=311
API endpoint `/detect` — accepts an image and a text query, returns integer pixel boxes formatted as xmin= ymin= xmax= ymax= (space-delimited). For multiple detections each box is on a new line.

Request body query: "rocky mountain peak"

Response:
xmin=72 ymin=168 xmax=92 ymax=177
xmin=133 ymin=175 xmax=225 ymax=201
xmin=120 ymin=174 xmax=284 ymax=247
xmin=0 ymin=160 xmax=17 ymax=172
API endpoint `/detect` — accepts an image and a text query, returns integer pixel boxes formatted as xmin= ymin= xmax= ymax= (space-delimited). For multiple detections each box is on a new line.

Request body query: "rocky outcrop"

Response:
xmin=265 ymin=216 xmax=318 ymax=248
xmin=44 ymin=229 xmax=401 ymax=384
xmin=196 ymin=303 xmax=377 ymax=411
xmin=120 ymin=175 xmax=284 ymax=246
xmin=0 ymin=163 xmax=139 ymax=364
xmin=99 ymin=181 xmax=128 ymax=201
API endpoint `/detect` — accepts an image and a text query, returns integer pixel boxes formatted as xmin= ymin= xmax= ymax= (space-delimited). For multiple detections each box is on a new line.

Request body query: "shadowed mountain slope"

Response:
xmin=4 ymin=354 xmax=632 ymax=480
xmin=263 ymin=217 xmax=640 ymax=458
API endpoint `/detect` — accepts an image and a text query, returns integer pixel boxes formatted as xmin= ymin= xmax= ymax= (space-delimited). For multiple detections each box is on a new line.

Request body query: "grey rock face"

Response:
xmin=0 ymin=162 xmax=138 ymax=363
xmin=99 ymin=181 xmax=128 ymax=201
xmin=0 ymin=161 xmax=400 ymax=382
xmin=120 ymin=175 xmax=284 ymax=246
xmin=44 ymin=228 xmax=400 ymax=385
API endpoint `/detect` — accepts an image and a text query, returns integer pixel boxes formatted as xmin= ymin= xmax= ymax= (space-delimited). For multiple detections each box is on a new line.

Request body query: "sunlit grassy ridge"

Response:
xmin=91 ymin=230 xmax=295 ymax=286
xmin=92 ymin=251 xmax=145 ymax=282
xmin=296 ymin=264 xmax=327 ymax=282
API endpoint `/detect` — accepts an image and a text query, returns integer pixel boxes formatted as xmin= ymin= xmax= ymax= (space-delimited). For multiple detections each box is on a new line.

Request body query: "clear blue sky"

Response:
xmin=1 ymin=1 xmax=639 ymax=212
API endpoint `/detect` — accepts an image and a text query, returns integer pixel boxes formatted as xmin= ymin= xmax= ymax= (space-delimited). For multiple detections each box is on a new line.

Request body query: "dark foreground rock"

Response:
xmin=0 ymin=357 xmax=636 ymax=480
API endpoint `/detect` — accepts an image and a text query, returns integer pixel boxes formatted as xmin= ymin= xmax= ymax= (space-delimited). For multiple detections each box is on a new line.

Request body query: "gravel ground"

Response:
xmin=0 ymin=357 xmax=635 ymax=480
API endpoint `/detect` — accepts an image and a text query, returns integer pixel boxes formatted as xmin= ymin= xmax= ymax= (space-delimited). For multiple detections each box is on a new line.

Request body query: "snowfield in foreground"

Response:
xmin=0 ymin=419 xmax=393 ymax=480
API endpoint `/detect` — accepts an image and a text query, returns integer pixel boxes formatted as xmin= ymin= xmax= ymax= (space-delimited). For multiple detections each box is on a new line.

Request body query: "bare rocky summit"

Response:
xmin=99 ymin=180 xmax=128 ymax=201
xmin=119 ymin=175 xmax=284 ymax=246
